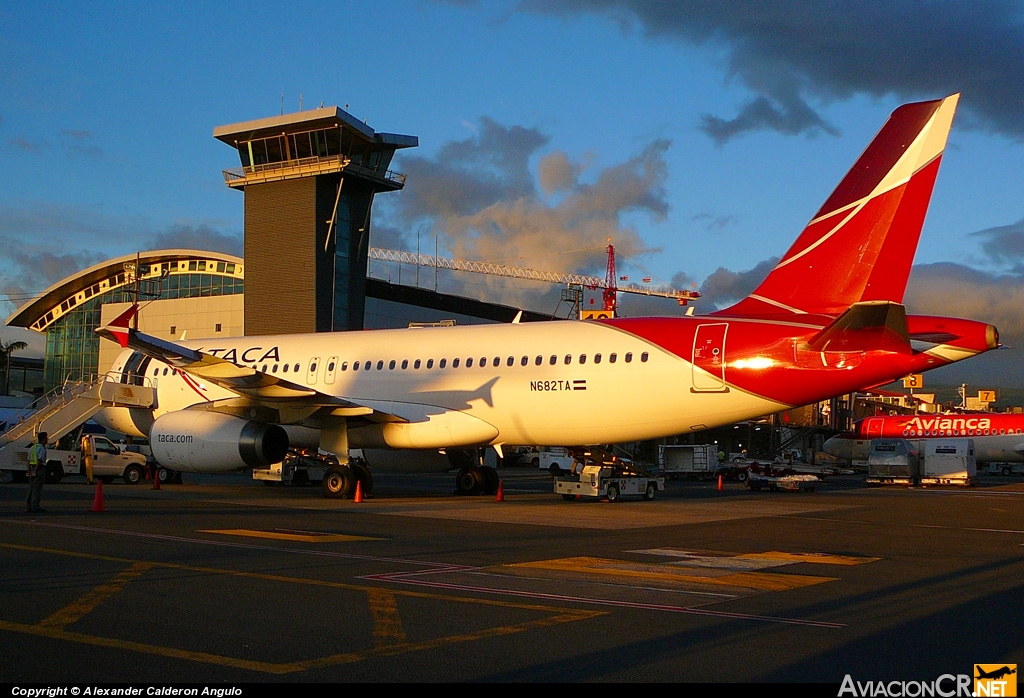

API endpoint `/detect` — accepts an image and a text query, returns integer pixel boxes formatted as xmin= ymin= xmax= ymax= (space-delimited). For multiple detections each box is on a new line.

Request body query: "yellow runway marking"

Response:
xmin=0 ymin=542 xmax=602 ymax=674
xmin=39 ymin=561 xmax=154 ymax=629
xmin=366 ymin=587 xmax=407 ymax=647
xmin=510 ymin=556 xmax=836 ymax=591
xmin=199 ymin=528 xmax=380 ymax=542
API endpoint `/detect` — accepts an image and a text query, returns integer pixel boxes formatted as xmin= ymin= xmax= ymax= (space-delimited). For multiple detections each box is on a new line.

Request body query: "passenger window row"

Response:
xmin=330 ymin=351 xmax=649 ymax=373
xmin=148 ymin=352 xmax=651 ymax=379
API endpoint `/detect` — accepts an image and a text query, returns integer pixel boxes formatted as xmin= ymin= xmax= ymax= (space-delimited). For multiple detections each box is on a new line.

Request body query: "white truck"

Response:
xmin=554 ymin=462 xmax=665 ymax=502
xmin=657 ymin=444 xmax=719 ymax=480
xmin=538 ymin=447 xmax=575 ymax=475
xmin=1 ymin=433 xmax=148 ymax=485
xmin=866 ymin=438 xmax=977 ymax=486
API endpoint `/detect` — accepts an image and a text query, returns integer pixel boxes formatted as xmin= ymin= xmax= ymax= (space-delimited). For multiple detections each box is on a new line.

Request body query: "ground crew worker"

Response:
xmin=26 ymin=431 xmax=48 ymax=514
xmin=81 ymin=433 xmax=95 ymax=484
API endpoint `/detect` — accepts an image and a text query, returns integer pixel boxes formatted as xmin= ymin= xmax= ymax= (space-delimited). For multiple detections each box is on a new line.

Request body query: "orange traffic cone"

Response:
xmin=495 ymin=480 xmax=504 ymax=502
xmin=152 ymin=469 xmax=161 ymax=490
xmin=90 ymin=481 xmax=105 ymax=513
xmin=717 ymin=474 xmax=723 ymax=492
xmin=353 ymin=479 xmax=363 ymax=503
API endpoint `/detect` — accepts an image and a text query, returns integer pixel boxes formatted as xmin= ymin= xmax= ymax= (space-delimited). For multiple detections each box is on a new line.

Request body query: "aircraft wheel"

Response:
xmin=158 ymin=467 xmax=176 ymax=483
xmin=323 ymin=466 xmax=354 ymax=499
xmin=606 ymin=483 xmax=620 ymax=502
xmin=644 ymin=482 xmax=657 ymax=501
xmin=123 ymin=464 xmax=144 ymax=485
xmin=456 ymin=467 xmax=483 ymax=495
xmin=479 ymin=466 xmax=499 ymax=495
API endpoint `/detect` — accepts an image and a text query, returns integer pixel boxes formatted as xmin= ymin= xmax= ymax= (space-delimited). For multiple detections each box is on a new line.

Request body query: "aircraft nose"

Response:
xmin=823 ymin=436 xmax=850 ymax=458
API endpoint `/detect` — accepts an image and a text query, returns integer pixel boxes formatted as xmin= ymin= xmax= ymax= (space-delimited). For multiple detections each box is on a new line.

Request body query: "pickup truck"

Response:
xmin=8 ymin=435 xmax=149 ymax=484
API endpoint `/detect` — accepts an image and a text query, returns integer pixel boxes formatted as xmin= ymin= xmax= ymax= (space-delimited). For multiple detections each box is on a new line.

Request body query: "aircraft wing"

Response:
xmin=96 ymin=305 xmax=399 ymax=421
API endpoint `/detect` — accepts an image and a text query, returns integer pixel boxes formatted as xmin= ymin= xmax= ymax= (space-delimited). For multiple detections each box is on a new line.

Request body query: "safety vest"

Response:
xmin=28 ymin=443 xmax=45 ymax=466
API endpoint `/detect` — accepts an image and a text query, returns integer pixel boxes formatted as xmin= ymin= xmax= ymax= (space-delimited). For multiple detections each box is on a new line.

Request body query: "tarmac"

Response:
xmin=1 ymin=467 xmax=1022 ymax=683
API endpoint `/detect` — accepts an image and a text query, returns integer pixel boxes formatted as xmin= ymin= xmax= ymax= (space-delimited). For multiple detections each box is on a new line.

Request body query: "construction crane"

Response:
xmin=367 ymin=244 xmax=700 ymax=316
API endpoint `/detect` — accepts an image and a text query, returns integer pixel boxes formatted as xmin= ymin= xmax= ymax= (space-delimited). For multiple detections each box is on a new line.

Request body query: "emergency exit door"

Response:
xmin=692 ymin=323 xmax=728 ymax=392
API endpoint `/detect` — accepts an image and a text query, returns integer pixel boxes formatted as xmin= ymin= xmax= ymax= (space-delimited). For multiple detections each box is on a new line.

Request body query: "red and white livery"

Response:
xmin=825 ymin=413 xmax=1024 ymax=465
xmin=93 ymin=95 xmax=998 ymax=492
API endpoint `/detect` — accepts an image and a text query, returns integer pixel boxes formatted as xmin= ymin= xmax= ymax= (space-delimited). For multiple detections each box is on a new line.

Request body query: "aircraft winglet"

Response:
xmin=98 ymin=305 xmax=140 ymax=348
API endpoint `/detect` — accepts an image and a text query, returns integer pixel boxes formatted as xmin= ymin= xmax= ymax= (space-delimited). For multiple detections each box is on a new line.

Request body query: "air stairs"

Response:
xmin=0 ymin=375 xmax=155 ymax=472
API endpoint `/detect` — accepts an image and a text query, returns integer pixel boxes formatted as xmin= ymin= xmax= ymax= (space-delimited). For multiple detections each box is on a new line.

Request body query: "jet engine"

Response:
xmin=150 ymin=411 xmax=288 ymax=472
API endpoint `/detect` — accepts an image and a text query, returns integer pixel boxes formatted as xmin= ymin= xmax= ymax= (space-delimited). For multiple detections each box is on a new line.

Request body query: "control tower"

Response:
xmin=214 ymin=107 xmax=417 ymax=335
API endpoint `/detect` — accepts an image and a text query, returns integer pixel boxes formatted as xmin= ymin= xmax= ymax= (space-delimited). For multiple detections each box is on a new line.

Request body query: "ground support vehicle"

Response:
xmin=715 ymin=463 xmax=752 ymax=482
xmin=554 ymin=463 xmax=664 ymax=502
xmin=866 ymin=438 xmax=977 ymax=486
xmin=919 ymin=439 xmax=977 ymax=486
xmin=1 ymin=432 xmax=147 ymax=485
xmin=657 ymin=444 xmax=719 ymax=480
xmin=538 ymin=446 xmax=575 ymax=475
xmin=987 ymin=463 xmax=1024 ymax=476
xmin=747 ymin=472 xmax=821 ymax=492
xmin=254 ymin=448 xmax=374 ymax=498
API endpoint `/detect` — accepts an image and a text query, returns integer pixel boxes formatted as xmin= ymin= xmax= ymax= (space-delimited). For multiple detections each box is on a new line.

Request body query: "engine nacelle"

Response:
xmin=150 ymin=411 xmax=288 ymax=472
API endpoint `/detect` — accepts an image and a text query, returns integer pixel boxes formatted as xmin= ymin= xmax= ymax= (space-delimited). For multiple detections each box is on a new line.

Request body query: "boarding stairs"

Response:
xmin=0 ymin=375 xmax=155 ymax=471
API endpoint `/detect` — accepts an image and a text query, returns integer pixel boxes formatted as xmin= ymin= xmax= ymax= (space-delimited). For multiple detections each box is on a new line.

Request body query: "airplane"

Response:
xmin=824 ymin=413 xmax=1024 ymax=466
xmin=976 ymin=666 xmax=1017 ymax=681
xmin=92 ymin=93 xmax=999 ymax=497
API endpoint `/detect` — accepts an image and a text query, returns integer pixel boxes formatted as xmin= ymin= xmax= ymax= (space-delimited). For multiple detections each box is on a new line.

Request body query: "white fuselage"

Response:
xmin=96 ymin=320 xmax=787 ymax=448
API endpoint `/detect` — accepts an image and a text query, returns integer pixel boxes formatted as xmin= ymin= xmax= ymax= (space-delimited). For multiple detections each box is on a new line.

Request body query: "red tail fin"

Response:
xmin=721 ymin=94 xmax=959 ymax=317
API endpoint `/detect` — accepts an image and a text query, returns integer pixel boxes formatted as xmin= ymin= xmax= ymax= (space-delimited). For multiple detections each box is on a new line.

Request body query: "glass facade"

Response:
xmin=42 ymin=266 xmax=244 ymax=392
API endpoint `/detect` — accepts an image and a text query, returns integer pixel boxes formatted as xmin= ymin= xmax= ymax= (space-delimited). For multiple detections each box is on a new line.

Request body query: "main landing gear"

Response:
xmin=322 ymin=457 xmax=373 ymax=499
xmin=453 ymin=447 xmax=500 ymax=496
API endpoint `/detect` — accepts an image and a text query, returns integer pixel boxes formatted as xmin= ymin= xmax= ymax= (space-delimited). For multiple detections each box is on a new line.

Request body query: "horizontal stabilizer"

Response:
xmin=804 ymin=302 xmax=911 ymax=354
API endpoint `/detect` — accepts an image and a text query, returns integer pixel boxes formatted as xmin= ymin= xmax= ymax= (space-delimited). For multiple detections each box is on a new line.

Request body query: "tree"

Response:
xmin=0 ymin=337 xmax=29 ymax=395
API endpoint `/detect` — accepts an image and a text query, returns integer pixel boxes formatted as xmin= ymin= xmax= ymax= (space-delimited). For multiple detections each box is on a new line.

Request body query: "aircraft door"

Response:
xmin=865 ymin=418 xmax=884 ymax=439
xmin=692 ymin=323 xmax=728 ymax=392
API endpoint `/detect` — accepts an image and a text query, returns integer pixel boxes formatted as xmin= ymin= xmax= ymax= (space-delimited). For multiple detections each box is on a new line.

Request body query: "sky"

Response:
xmin=2 ymin=1 xmax=1024 ymax=390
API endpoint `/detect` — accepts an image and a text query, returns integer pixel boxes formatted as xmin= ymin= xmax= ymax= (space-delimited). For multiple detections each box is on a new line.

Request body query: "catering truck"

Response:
xmin=866 ymin=438 xmax=976 ymax=486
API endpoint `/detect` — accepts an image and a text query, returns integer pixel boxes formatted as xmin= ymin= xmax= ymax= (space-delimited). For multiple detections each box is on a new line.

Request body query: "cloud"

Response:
xmin=147 ymin=223 xmax=242 ymax=257
xmin=903 ymin=262 xmax=1024 ymax=387
xmin=970 ymin=218 xmax=1024 ymax=268
xmin=523 ymin=1 xmax=1024 ymax=142
xmin=8 ymin=136 xmax=41 ymax=153
xmin=59 ymin=129 xmax=102 ymax=159
xmin=696 ymin=257 xmax=779 ymax=309
xmin=379 ymin=117 xmax=673 ymax=307
xmin=691 ymin=212 xmax=739 ymax=233
xmin=0 ymin=202 xmax=240 ymax=320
